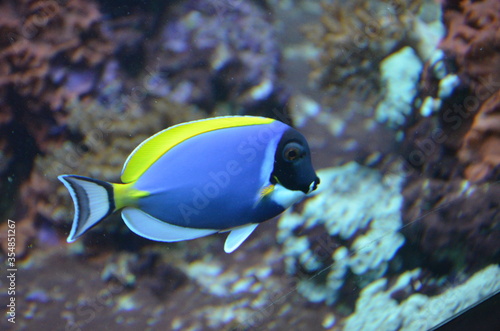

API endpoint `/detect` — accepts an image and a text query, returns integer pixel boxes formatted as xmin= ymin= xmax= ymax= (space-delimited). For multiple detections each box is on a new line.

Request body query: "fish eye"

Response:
xmin=283 ymin=142 xmax=303 ymax=162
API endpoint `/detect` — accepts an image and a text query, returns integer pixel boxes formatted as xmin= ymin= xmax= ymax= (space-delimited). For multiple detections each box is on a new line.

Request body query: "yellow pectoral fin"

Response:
xmin=254 ymin=184 xmax=275 ymax=208
xmin=113 ymin=183 xmax=149 ymax=210
xmin=260 ymin=184 xmax=275 ymax=199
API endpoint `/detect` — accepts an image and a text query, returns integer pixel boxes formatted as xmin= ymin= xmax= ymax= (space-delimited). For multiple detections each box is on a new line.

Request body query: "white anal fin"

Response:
xmin=224 ymin=223 xmax=259 ymax=253
xmin=122 ymin=207 xmax=217 ymax=242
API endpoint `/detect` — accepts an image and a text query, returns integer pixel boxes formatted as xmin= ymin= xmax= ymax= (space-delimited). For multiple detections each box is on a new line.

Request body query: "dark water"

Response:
xmin=1 ymin=0 xmax=499 ymax=330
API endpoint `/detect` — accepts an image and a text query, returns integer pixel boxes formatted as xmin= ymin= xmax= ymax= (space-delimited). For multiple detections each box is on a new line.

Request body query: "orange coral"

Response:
xmin=0 ymin=0 xmax=115 ymax=111
xmin=459 ymin=90 xmax=500 ymax=181
xmin=440 ymin=0 xmax=500 ymax=92
xmin=0 ymin=0 xmax=122 ymax=236
xmin=439 ymin=0 xmax=500 ymax=181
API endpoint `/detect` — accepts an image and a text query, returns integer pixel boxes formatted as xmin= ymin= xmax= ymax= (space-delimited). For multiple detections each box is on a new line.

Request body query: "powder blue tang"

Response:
xmin=59 ymin=116 xmax=320 ymax=253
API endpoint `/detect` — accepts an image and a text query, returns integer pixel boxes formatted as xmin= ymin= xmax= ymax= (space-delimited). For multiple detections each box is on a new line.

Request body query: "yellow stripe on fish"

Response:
xmin=121 ymin=116 xmax=275 ymax=183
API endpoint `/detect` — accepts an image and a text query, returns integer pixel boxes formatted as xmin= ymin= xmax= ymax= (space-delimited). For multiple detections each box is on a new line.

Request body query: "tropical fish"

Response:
xmin=59 ymin=116 xmax=319 ymax=253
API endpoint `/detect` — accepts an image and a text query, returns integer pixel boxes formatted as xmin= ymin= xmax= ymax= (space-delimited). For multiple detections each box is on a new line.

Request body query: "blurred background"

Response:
xmin=0 ymin=0 xmax=499 ymax=330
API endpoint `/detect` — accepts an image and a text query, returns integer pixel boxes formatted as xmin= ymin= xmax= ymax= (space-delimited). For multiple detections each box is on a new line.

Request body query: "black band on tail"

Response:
xmin=58 ymin=175 xmax=115 ymax=242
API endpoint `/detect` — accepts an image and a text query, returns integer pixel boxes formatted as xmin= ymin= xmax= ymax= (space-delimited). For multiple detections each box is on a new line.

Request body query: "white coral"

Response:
xmin=344 ymin=265 xmax=500 ymax=331
xmin=278 ymin=162 xmax=406 ymax=304
xmin=375 ymin=46 xmax=423 ymax=128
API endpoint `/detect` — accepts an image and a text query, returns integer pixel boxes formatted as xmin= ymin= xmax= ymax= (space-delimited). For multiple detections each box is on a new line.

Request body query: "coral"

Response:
xmin=6 ymin=222 xmax=499 ymax=330
xmin=400 ymin=0 xmax=500 ymax=194
xmin=0 ymin=0 xmax=139 ymax=225
xmin=3 ymin=2 xmax=499 ymax=330
xmin=375 ymin=46 xmax=423 ymax=128
xmin=343 ymin=264 xmax=500 ymax=330
xmin=0 ymin=0 xmax=116 ymax=112
xmin=142 ymin=0 xmax=286 ymax=114
xmin=416 ymin=49 xmax=461 ymax=118
xmin=303 ymin=0 xmax=443 ymax=99
xmin=435 ymin=0 xmax=500 ymax=182
xmin=403 ymin=179 xmax=500 ymax=274
xmin=411 ymin=0 xmax=447 ymax=61
xmin=276 ymin=162 xmax=405 ymax=304
xmin=458 ymin=84 xmax=500 ymax=182
xmin=398 ymin=0 xmax=500 ymax=279
xmin=0 ymin=0 xmax=292 ymax=255
xmin=402 ymin=176 xmax=500 ymax=272
xmin=440 ymin=0 xmax=500 ymax=93
xmin=28 ymin=96 xmax=206 ymax=234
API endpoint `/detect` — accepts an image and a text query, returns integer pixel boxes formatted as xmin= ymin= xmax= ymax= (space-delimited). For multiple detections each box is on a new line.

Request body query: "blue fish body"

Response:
xmin=136 ymin=124 xmax=286 ymax=229
xmin=59 ymin=116 xmax=319 ymax=253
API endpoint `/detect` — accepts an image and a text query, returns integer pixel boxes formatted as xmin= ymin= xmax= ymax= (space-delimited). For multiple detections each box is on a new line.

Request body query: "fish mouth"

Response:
xmin=307 ymin=176 xmax=320 ymax=194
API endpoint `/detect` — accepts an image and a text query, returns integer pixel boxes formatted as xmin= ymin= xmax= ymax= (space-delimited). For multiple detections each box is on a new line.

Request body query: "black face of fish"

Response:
xmin=272 ymin=128 xmax=320 ymax=194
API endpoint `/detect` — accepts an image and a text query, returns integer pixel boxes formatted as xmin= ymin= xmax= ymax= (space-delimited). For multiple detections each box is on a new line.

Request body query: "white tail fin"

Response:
xmin=58 ymin=175 xmax=115 ymax=242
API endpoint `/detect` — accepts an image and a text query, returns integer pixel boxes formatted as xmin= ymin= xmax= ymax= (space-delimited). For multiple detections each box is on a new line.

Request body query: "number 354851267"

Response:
xmin=7 ymin=219 xmax=15 ymax=257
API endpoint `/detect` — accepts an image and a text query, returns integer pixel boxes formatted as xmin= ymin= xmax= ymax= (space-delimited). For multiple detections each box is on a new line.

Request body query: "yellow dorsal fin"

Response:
xmin=121 ymin=116 xmax=275 ymax=183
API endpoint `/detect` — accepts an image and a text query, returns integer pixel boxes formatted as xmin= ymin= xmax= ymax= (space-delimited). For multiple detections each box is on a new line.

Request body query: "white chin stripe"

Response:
xmin=269 ymin=184 xmax=306 ymax=209
xmin=308 ymin=181 xmax=316 ymax=194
